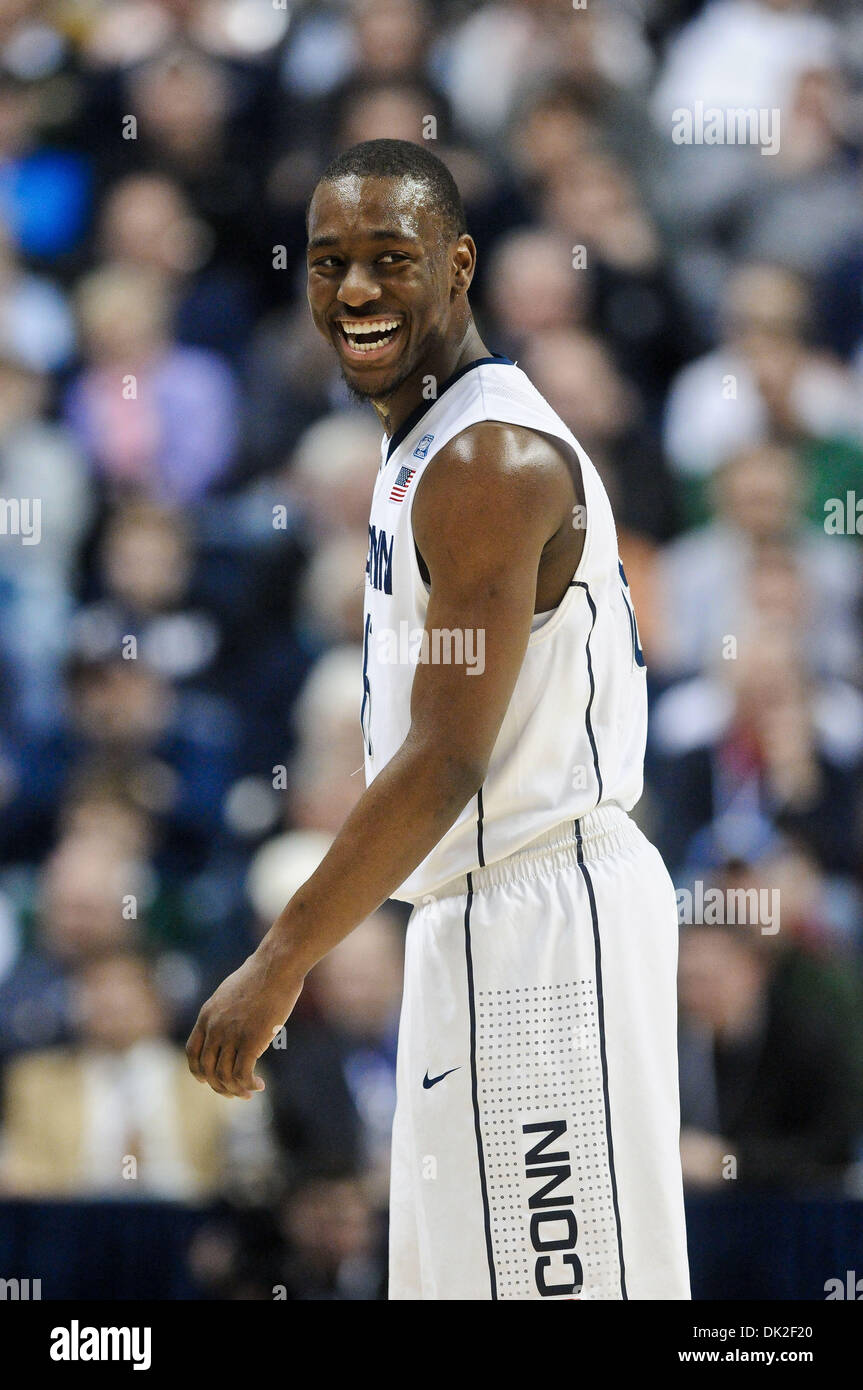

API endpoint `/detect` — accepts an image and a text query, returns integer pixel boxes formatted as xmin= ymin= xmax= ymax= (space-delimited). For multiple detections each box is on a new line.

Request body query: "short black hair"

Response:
xmin=309 ymin=138 xmax=467 ymax=244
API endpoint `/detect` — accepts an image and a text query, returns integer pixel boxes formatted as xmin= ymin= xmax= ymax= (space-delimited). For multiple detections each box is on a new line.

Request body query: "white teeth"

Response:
xmin=338 ymin=318 xmax=402 ymax=354
xmin=340 ymin=318 xmax=401 ymax=337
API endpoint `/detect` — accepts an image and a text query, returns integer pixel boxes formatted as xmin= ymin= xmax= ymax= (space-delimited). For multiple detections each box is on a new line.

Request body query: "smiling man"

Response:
xmin=187 ymin=139 xmax=691 ymax=1301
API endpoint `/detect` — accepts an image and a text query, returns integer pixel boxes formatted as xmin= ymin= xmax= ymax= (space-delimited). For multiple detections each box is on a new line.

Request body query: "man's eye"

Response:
xmin=378 ymin=253 xmax=407 ymax=264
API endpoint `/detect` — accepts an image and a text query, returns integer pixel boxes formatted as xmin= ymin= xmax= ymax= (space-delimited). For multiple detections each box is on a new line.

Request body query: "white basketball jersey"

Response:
xmin=362 ymin=354 xmax=647 ymax=903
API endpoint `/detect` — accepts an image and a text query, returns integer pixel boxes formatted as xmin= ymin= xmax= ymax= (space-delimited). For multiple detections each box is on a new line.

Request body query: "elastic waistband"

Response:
xmin=412 ymin=804 xmax=639 ymax=905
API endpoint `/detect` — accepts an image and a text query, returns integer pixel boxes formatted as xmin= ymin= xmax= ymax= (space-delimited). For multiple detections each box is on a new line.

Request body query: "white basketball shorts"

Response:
xmin=388 ymin=803 xmax=691 ymax=1300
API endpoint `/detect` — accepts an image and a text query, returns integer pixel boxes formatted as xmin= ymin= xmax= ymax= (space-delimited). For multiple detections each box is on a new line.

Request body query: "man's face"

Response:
xmin=307 ymin=174 xmax=461 ymax=401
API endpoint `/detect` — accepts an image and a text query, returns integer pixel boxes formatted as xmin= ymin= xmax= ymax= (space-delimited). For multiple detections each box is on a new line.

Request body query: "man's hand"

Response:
xmin=186 ymin=941 xmax=304 ymax=1099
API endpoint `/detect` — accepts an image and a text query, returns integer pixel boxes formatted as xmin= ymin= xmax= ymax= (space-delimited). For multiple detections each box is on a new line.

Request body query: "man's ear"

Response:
xmin=451 ymin=235 xmax=476 ymax=294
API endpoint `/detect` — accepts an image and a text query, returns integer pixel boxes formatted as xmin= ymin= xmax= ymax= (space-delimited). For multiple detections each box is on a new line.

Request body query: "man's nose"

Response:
xmin=337 ymin=263 xmax=382 ymax=307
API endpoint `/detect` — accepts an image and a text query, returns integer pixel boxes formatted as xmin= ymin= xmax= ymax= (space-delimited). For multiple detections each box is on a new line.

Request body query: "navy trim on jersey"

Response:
xmin=570 ymin=581 xmax=603 ymax=804
xmin=464 ymin=872 xmax=497 ymax=1300
xmin=385 ymin=353 xmax=516 ymax=463
xmin=573 ymin=819 xmax=628 ymax=1300
xmin=359 ymin=612 xmax=372 ymax=756
xmin=476 ymin=785 xmax=486 ymax=867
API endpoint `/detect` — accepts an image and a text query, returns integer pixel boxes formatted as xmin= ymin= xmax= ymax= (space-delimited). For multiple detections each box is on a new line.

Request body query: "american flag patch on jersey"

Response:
xmin=390 ymin=465 xmax=417 ymax=502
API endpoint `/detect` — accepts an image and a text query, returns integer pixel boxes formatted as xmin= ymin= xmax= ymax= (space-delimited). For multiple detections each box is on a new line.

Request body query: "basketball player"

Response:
xmin=187 ymin=139 xmax=691 ymax=1301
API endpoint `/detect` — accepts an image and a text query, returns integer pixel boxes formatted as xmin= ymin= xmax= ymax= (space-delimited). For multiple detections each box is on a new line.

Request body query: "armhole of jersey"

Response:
xmin=525 ymin=429 xmax=596 ymax=645
xmin=530 ymin=428 xmax=593 ymax=581
xmin=405 ymin=413 xmax=597 ymax=618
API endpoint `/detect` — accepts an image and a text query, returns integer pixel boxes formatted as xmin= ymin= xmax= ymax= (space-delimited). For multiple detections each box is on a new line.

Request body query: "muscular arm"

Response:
xmin=187 ymin=424 xmax=574 ymax=1097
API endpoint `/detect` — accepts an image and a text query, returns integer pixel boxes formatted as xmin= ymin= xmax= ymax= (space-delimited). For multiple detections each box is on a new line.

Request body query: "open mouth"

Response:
xmin=335 ymin=317 xmax=404 ymax=363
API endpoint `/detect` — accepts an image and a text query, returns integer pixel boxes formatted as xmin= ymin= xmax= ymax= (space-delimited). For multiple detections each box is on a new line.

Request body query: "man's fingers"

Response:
xmin=233 ymin=1045 xmax=265 ymax=1096
xmin=199 ymin=1037 xmax=236 ymax=1098
xmin=215 ymin=1042 xmax=253 ymax=1099
xmin=185 ymin=1020 xmax=207 ymax=1081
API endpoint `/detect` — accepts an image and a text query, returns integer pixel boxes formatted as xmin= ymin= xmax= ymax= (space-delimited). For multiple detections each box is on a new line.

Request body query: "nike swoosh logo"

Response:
xmin=423 ymin=1067 xmax=460 ymax=1090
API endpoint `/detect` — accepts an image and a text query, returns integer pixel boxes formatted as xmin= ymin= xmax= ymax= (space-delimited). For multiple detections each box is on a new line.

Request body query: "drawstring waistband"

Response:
xmin=410 ymin=804 xmax=639 ymax=905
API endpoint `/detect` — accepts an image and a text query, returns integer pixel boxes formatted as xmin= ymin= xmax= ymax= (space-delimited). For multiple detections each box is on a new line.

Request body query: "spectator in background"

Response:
xmin=520 ymin=326 xmax=677 ymax=542
xmin=548 ymin=1 xmax=655 ymax=126
xmin=651 ymin=1 xmax=844 ymax=329
xmin=58 ymin=758 xmax=157 ymax=865
xmin=0 ymin=343 xmax=91 ymax=734
xmin=96 ymin=173 xmax=256 ymax=363
xmin=282 ymin=412 xmax=381 ymax=543
xmin=737 ymin=64 xmax=862 ymax=279
xmin=654 ymin=442 xmax=862 ymax=682
xmin=187 ymin=1163 xmax=382 ymax=1301
xmin=0 ymin=72 xmax=91 ymax=262
xmin=506 ymin=79 xmax=602 ymax=197
xmin=284 ymin=645 xmax=367 ymax=836
xmin=0 ymin=949 xmax=275 ymax=1199
xmin=651 ymin=623 xmax=863 ymax=875
xmin=678 ymin=912 xmax=863 ymax=1192
xmin=0 ymin=345 xmax=89 ymax=591
xmin=72 ymin=500 xmax=224 ymax=690
xmin=663 ymin=261 xmax=863 ymax=525
xmin=0 ymin=630 xmax=239 ymax=874
xmin=221 ymin=640 xmax=365 ymax=859
xmin=754 ymin=835 xmax=863 ymax=957
xmin=440 ymin=0 xmax=651 ymax=146
xmin=0 ymin=219 xmax=76 ymax=372
xmin=212 ymin=413 xmax=378 ymax=776
xmin=0 ymin=837 xmax=147 ymax=1060
xmin=481 ymin=226 xmax=587 ymax=361
xmin=330 ymin=75 xmax=447 ymax=153
xmin=278 ymin=0 xmax=433 ymax=113
xmin=40 ymin=756 xmax=224 ymax=979
xmin=816 ymin=162 xmax=863 ymax=360
xmin=540 ymin=148 xmax=693 ymax=412
xmin=273 ymin=1167 xmax=382 ymax=1300
xmin=78 ymin=0 xmax=289 ymax=69
xmin=119 ymin=44 xmax=262 ymax=247
xmin=299 ymin=533 xmax=369 ymax=649
xmin=318 ymin=0 xmax=450 ymax=144
xmin=58 ymin=643 xmax=238 ymax=873
xmin=652 ymin=0 xmax=838 ymax=130
xmin=66 ymin=262 xmax=240 ymax=502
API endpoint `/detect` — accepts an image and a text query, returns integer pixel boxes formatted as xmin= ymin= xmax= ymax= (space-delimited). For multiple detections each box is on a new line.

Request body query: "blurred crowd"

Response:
xmin=0 ymin=0 xmax=862 ymax=1299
